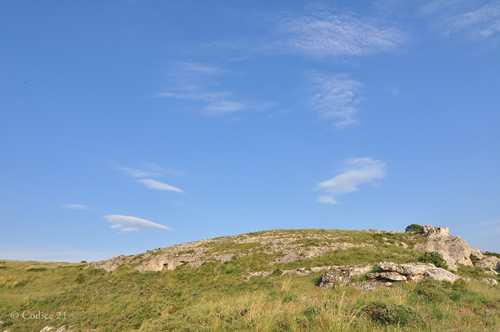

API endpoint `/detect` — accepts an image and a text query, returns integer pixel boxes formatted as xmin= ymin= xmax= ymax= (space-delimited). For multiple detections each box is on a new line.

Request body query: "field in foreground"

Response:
xmin=1 ymin=229 xmax=499 ymax=331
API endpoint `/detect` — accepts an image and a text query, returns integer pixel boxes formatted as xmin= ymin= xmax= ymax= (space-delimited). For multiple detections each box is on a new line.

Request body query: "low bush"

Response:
xmin=418 ymin=252 xmax=448 ymax=269
xmin=360 ymin=301 xmax=421 ymax=327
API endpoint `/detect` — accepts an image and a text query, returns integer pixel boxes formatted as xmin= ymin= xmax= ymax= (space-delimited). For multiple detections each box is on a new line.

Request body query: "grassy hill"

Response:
xmin=1 ymin=229 xmax=499 ymax=331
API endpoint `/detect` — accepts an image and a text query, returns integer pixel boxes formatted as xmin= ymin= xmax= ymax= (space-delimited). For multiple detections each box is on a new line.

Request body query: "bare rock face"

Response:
xmin=415 ymin=225 xmax=483 ymax=271
xmin=421 ymin=225 xmax=451 ymax=237
xmin=476 ymin=256 xmax=500 ymax=271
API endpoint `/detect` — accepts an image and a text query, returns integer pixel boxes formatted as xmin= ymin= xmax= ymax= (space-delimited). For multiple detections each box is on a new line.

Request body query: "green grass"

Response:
xmin=1 ymin=229 xmax=499 ymax=331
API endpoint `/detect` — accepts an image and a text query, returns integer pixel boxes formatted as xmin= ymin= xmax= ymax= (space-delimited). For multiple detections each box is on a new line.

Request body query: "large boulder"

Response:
xmin=415 ymin=225 xmax=483 ymax=271
xmin=318 ymin=265 xmax=373 ymax=288
xmin=377 ymin=262 xmax=460 ymax=283
xmin=318 ymin=262 xmax=462 ymax=288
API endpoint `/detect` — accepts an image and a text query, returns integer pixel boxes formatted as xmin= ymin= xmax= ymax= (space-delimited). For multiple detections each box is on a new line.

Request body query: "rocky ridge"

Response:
xmin=90 ymin=226 xmax=498 ymax=279
xmin=90 ymin=230 xmax=374 ymax=272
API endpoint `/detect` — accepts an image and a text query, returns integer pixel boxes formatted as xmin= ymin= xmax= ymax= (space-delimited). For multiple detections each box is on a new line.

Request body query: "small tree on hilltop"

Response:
xmin=405 ymin=224 xmax=423 ymax=234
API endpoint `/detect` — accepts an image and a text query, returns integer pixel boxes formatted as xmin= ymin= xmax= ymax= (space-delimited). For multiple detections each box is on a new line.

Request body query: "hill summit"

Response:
xmin=90 ymin=225 xmax=491 ymax=273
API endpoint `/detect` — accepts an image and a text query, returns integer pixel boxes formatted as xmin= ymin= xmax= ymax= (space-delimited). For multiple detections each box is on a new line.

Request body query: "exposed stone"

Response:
xmin=89 ymin=225 xmax=483 ymax=276
xmin=378 ymin=262 xmax=461 ymax=283
xmin=90 ymin=232 xmax=372 ymax=272
xmin=283 ymin=268 xmax=310 ymax=276
xmin=310 ymin=266 xmax=332 ymax=272
xmin=40 ymin=327 xmax=54 ymax=332
xmin=476 ymin=256 xmax=500 ymax=271
xmin=318 ymin=262 xmax=463 ymax=287
xmin=481 ymin=278 xmax=498 ymax=286
xmin=244 ymin=271 xmax=272 ymax=281
xmin=366 ymin=272 xmax=381 ymax=280
xmin=380 ymin=272 xmax=407 ymax=281
xmin=345 ymin=265 xmax=374 ymax=276
xmin=378 ymin=262 xmax=406 ymax=274
xmin=421 ymin=225 xmax=450 ymax=237
xmin=485 ymin=269 xmax=498 ymax=276
xmin=424 ymin=269 xmax=461 ymax=283
xmin=416 ymin=225 xmax=483 ymax=271
xmin=318 ymin=270 xmax=351 ymax=288
xmin=55 ymin=327 xmax=67 ymax=332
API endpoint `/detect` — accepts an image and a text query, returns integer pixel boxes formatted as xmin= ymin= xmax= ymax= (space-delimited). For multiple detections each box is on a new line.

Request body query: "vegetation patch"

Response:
xmin=205 ymin=241 xmax=263 ymax=256
xmin=360 ymin=301 xmax=422 ymax=327
xmin=417 ymin=251 xmax=448 ymax=269
xmin=405 ymin=224 xmax=424 ymax=234
xmin=27 ymin=267 xmax=48 ymax=272
xmin=1 ymin=229 xmax=499 ymax=331
xmin=484 ymin=251 xmax=500 ymax=259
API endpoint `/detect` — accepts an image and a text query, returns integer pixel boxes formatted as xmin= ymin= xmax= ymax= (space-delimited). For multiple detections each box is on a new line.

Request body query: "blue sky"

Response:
xmin=1 ymin=0 xmax=500 ymax=262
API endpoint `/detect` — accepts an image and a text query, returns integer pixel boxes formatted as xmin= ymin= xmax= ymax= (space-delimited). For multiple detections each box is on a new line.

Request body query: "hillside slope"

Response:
xmin=90 ymin=225 xmax=484 ymax=273
xmin=1 ymin=226 xmax=499 ymax=332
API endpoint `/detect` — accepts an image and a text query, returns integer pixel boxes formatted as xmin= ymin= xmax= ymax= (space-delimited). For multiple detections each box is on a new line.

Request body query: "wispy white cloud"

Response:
xmin=309 ymin=72 xmax=363 ymax=128
xmin=155 ymin=62 xmax=255 ymax=116
xmin=104 ymin=215 xmax=172 ymax=232
xmin=119 ymin=163 xmax=185 ymax=193
xmin=119 ymin=163 xmax=185 ymax=178
xmin=137 ymin=179 xmax=183 ymax=193
xmin=316 ymin=195 xmax=339 ymax=205
xmin=119 ymin=167 xmax=162 ymax=178
xmin=203 ymin=100 xmax=247 ymax=115
xmin=267 ymin=13 xmax=405 ymax=58
xmin=317 ymin=157 xmax=386 ymax=204
xmin=62 ymin=204 xmax=89 ymax=210
xmin=420 ymin=1 xmax=500 ymax=43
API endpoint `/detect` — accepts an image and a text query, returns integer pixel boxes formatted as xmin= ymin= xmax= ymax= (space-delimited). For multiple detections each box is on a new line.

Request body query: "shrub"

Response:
xmin=418 ymin=252 xmax=448 ymax=269
xmin=75 ymin=273 xmax=86 ymax=284
xmin=411 ymin=279 xmax=449 ymax=303
xmin=27 ymin=267 xmax=47 ymax=272
xmin=272 ymin=268 xmax=283 ymax=276
xmin=302 ymin=306 xmax=320 ymax=324
xmin=360 ymin=301 xmax=420 ymax=326
xmin=405 ymin=224 xmax=423 ymax=233
xmin=469 ymin=254 xmax=480 ymax=265
xmin=272 ymin=312 xmax=293 ymax=331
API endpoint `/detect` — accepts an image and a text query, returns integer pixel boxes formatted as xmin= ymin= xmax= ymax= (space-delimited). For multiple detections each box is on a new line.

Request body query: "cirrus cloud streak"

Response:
xmin=137 ymin=179 xmax=184 ymax=193
xmin=104 ymin=215 xmax=172 ymax=232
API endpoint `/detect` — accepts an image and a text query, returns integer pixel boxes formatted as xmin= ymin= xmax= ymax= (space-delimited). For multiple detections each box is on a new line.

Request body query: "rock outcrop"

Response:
xmin=475 ymin=255 xmax=500 ymax=272
xmin=39 ymin=327 xmax=69 ymax=332
xmin=415 ymin=226 xmax=483 ymax=271
xmin=89 ymin=231 xmax=372 ymax=272
xmin=481 ymin=278 xmax=499 ymax=286
xmin=318 ymin=262 xmax=462 ymax=289
xmin=89 ymin=226 xmax=489 ymax=275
